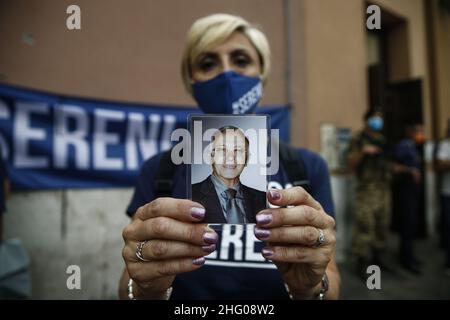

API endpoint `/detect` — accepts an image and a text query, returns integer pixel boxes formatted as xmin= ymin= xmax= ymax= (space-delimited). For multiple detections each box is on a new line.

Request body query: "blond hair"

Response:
xmin=181 ymin=13 xmax=271 ymax=94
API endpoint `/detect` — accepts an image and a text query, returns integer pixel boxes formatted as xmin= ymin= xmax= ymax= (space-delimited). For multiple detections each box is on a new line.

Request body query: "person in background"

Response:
xmin=392 ymin=123 xmax=424 ymax=275
xmin=347 ymin=109 xmax=391 ymax=279
xmin=435 ymin=119 xmax=450 ymax=274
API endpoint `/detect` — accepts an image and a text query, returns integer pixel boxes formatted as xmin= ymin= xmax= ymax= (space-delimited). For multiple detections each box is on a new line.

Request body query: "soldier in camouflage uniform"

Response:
xmin=347 ymin=110 xmax=391 ymax=277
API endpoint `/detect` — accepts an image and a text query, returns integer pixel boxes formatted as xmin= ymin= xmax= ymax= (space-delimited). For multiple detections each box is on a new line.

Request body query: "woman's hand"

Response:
xmin=121 ymin=198 xmax=218 ymax=299
xmin=254 ymin=187 xmax=337 ymax=299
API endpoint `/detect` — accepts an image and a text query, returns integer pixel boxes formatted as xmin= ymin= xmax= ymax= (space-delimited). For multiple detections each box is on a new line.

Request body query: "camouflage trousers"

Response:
xmin=351 ymin=183 xmax=391 ymax=259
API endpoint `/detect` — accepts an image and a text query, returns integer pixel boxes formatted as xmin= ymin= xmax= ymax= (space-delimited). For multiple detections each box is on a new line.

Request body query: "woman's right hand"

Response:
xmin=121 ymin=198 xmax=218 ymax=299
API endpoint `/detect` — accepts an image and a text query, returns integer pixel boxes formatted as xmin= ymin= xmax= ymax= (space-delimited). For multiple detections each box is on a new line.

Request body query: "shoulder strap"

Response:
xmin=279 ymin=141 xmax=311 ymax=193
xmin=154 ymin=148 xmax=177 ymax=198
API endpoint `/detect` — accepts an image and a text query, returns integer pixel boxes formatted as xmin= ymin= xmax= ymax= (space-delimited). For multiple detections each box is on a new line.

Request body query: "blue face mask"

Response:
xmin=192 ymin=71 xmax=263 ymax=114
xmin=368 ymin=116 xmax=384 ymax=131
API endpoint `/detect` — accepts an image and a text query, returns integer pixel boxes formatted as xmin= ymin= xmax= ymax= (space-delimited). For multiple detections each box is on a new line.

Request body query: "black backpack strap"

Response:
xmin=154 ymin=148 xmax=177 ymax=198
xmin=279 ymin=141 xmax=311 ymax=193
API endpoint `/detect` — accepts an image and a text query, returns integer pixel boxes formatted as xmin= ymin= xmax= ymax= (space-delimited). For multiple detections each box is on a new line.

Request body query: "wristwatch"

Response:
xmin=318 ymin=272 xmax=329 ymax=300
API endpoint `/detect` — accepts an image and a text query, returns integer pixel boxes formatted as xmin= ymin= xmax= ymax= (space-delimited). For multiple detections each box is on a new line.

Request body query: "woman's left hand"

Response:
xmin=254 ymin=187 xmax=336 ymax=299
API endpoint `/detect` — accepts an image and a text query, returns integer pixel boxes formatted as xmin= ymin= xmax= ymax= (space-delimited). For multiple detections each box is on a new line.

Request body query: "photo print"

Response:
xmin=188 ymin=115 xmax=270 ymax=224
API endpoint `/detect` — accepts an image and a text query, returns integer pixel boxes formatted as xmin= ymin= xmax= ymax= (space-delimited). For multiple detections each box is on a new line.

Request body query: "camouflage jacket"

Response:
xmin=348 ymin=130 xmax=391 ymax=186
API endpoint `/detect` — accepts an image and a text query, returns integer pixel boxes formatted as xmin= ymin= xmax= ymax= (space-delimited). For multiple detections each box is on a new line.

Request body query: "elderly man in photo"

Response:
xmin=192 ymin=125 xmax=266 ymax=223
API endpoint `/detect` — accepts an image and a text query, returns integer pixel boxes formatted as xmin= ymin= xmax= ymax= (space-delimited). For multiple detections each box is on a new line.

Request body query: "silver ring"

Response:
xmin=315 ymin=229 xmax=325 ymax=247
xmin=136 ymin=241 xmax=150 ymax=262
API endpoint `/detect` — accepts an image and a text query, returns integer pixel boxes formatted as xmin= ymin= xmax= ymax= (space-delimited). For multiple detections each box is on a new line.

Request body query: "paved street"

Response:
xmin=338 ymin=235 xmax=450 ymax=299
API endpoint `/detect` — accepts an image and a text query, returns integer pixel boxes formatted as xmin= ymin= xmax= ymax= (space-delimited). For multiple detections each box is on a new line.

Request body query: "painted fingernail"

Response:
xmin=269 ymin=190 xmax=281 ymax=200
xmin=262 ymin=247 xmax=274 ymax=258
xmin=254 ymin=227 xmax=271 ymax=240
xmin=191 ymin=207 xmax=205 ymax=220
xmin=193 ymin=257 xmax=205 ymax=266
xmin=203 ymin=232 xmax=218 ymax=244
xmin=202 ymin=244 xmax=216 ymax=253
xmin=256 ymin=213 xmax=272 ymax=226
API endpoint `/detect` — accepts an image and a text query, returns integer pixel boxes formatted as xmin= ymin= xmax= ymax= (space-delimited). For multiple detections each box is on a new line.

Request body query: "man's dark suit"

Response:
xmin=192 ymin=175 xmax=266 ymax=223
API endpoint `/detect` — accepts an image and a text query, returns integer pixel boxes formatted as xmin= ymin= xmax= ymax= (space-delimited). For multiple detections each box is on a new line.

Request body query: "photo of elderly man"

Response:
xmin=192 ymin=125 xmax=266 ymax=224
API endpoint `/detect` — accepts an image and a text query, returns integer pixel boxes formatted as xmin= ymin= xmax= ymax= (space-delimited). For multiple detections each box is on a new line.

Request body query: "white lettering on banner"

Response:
xmin=14 ymin=101 xmax=49 ymax=168
xmin=126 ymin=113 xmax=161 ymax=170
xmin=160 ymin=115 xmax=176 ymax=152
xmin=54 ymin=104 xmax=89 ymax=169
xmin=0 ymin=99 xmax=10 ymax=160
xmin=0 ymin=99 xmax=177 ymax=172
xmin=93 ymin=109 xmax=126 ymax=170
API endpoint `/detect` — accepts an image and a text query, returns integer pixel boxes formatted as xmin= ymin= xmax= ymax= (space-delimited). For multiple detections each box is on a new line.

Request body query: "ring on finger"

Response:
xmin=314 ymin=228 xmax=325 ymax=247
xmin=136 ymin=240 xmax=151 ymax=262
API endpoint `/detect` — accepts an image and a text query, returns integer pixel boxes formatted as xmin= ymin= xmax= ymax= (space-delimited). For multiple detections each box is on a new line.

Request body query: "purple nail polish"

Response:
xmin=256 ymin=213 xmax=272 ymax=226
xmin=262 ymin=248 xmax=274 ymax=257
xmin=254 ymin=227 xmax=271 ymax=240
xmin=203 ymin=232 xmax=218 ymax=244
xmin=193 ymin=257 xmax=205 ymax=266
xmin=191 ymin=207 xmax=205 ymax=220
xmin=202 ymin=244 xmax=216 ymax=253
xmin=269 ymin=190 xmax=281 ymax=200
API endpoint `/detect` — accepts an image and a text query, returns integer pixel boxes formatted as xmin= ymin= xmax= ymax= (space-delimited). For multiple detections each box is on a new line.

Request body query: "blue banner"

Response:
xmin=0 ymin=84 xmax=290 ymax=190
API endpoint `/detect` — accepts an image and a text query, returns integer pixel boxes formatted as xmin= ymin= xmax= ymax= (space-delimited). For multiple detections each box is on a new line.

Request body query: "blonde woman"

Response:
xmin=120 ymin=14 xmax=340 ymax=300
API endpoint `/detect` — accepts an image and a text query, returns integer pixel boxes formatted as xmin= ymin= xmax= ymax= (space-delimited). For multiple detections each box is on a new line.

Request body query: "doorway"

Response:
xmin=365 ymin=4 xmax=426 ymax=237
